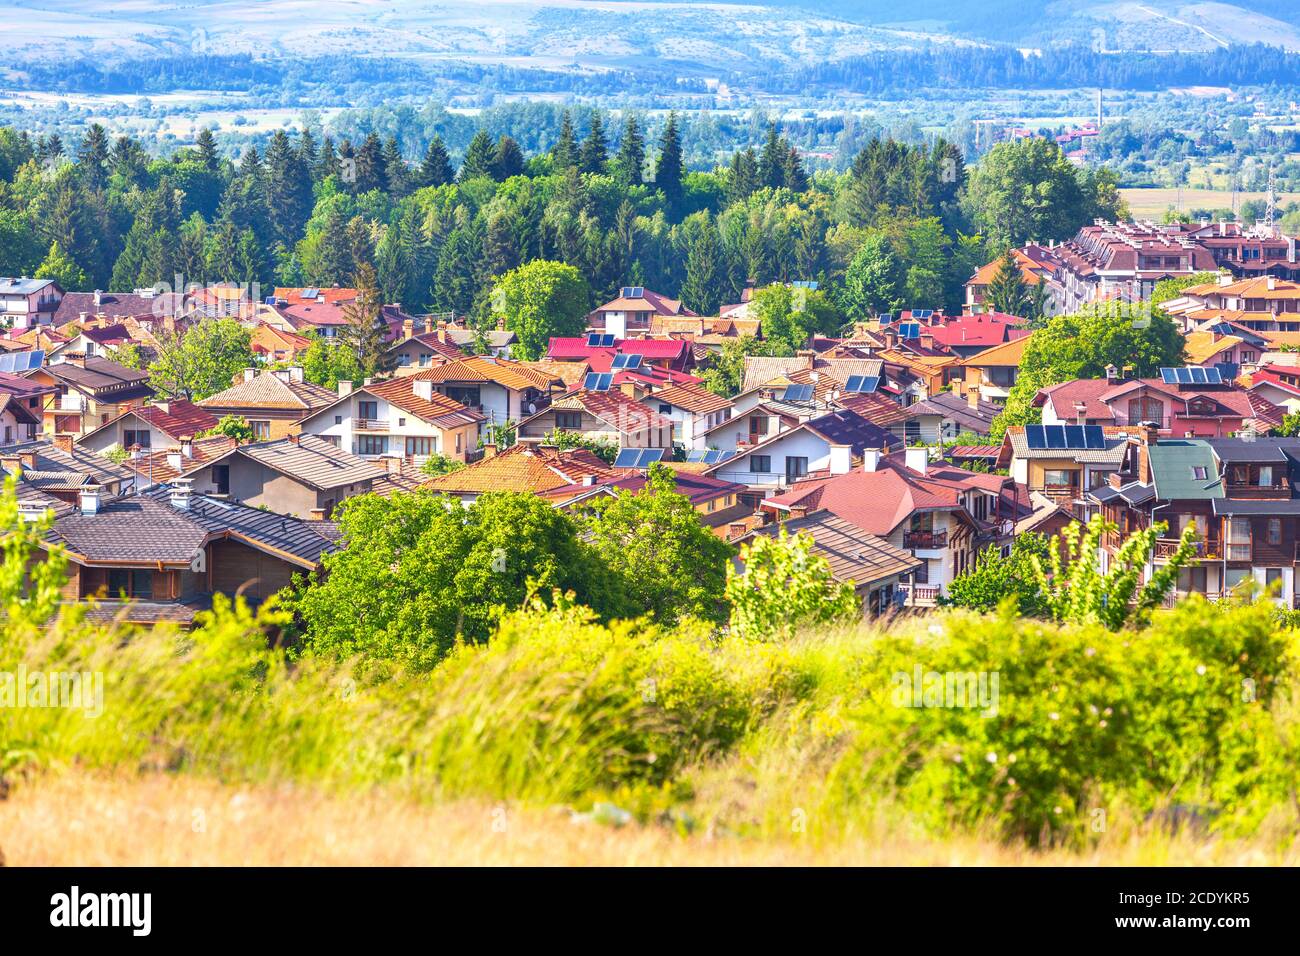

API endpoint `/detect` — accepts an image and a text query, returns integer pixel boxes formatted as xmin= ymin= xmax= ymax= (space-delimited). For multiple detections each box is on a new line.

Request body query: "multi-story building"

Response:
xmin=1088 ymin=434 xmax=1300 ymax=609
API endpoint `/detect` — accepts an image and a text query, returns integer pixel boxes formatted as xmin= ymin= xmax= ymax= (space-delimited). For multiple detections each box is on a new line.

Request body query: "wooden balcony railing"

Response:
xmin=1154 ymin=537 xmax=1222 ymax=560
xmin=903 ymin=529 xmax=948 ymax=549
xmin=354 ymin=418 xmax=390 ymax=432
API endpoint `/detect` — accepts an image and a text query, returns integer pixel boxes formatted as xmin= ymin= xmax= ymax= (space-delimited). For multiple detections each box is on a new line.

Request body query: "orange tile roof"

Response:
xmin=422 ymin=444 xmax=618 ymax=495
xmin=411 ymin=355 xmax=561 ymax=393
xmin=650 ymin=382 xmax=732 ymax=414
xmin=963 ymin=334 xmax=1031 ymax=368
xmin=361 ymin=378 xmax=484 ymax=429
xmin=969 ymin=250 xmax=1047 ymax=287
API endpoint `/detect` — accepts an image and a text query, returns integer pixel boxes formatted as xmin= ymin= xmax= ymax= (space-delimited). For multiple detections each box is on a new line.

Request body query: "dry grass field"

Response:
xmin=1121 ymin=187 xmax=1300 ymax=220
xmin=2 ymin=771 xmax=1296 ymax=866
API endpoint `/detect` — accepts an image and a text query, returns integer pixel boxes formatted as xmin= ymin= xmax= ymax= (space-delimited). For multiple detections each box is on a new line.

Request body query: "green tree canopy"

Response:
xmin=492 ymin=260 xmax=591 ymax=360
xmin=148 ymin=318 xmax=256 ymax=401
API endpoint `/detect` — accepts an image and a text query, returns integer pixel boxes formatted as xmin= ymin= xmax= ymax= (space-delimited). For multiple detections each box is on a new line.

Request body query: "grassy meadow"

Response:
xmin=4 ymin=589 xmax=1300 ymax=866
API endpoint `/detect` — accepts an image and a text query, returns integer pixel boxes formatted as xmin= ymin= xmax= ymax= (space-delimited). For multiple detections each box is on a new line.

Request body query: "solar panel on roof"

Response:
xmin=1045 ymin=425 xmax=1068 ymax=449
xmin=1160 ymin=368 xmax=1177 ymax=384
xmin=611 ymin=353 xmax=642 ymax=370
xmin=1024 ymin=425 xmax=1046 ymax=449
xmin=620 ymin=286 xmax=644 ymax=299
xmin=1203 ymin=367 xmax=1223 ymax=384
xmin=586 ymin=333 xmax=602 ymax=347
xmin=637 ymin=448 xmax=665 ymax=467
xmin=878 ymin=313 xmax=893 ymax=325
xmin=0 ymin=350 xmax=44 ymax=373
xmin=614 ymin=449 xmax=640 ymax=468
xmin=583 ymin=372 xmax=613 ymax=391
xmin=1064 ymin=424 xmax=1086 ymax=448
xmin=1189 ymin=366 xmax=1207 ymax=384
xmin=1084 ymin=425 xmax=1106 ymax=449
xmin=686 ymin=450 xmax=707 ymax=462
xmin=301 ymin=288 xmax=319 ymax=299
xmin=703 ymin=449 xmax=730 ymax=464
xmin=844 ymin=375 xmax=879 ymax=394
xmin=781 ymin=384 xmax=814 ymax=402
xmin=899 ymin=322 xmax=921 ymax=339
xmin=1177 ymin=367 xmax=1193 ymax=384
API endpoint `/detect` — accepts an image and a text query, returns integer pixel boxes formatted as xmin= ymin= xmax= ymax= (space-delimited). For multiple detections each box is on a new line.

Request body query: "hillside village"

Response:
xmin=9 ymin=201 xmax=1300 ymax=623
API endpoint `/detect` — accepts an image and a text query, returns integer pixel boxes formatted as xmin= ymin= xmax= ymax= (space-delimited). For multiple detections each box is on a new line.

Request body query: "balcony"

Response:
xmin=353 ymin=418 xmax=390 ymax=432
xmin=1225 ymin=481 xmax=1290 ymax=498
xmin=1154 ymin=537 xmax=1222 ymax=560
xmin=897 ymin=583 xmax=940 ymax=607
xmin=903 ymin=529 xmax=948 ymax=550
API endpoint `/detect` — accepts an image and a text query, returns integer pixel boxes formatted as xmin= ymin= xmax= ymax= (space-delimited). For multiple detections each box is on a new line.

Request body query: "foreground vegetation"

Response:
xmin=4 ymin=478 xmax=1300 ymax=861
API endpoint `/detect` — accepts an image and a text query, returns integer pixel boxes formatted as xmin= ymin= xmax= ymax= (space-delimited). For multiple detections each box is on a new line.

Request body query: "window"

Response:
xmin=1259 ymin=466 xmax=1274 ymax=487
xmin=556 ymin=412 xmax=583 ymax=430
xmin=749 ymin=415 xmax=770 ymax=440
xmin=107 ymin=569 xmax=152 ymax=599
xmin=751 ymin=455 xmax=772 ymax=474
xmin=446 ymin=386 xmax=480 ymax=407
xmin=914 ymin=560 xmax=930 ymax=584
xmin=358 ymin=400 xmax=379 ymax=422
xmin=1191 ymin=465 xmax=1208 ymax=480
xmin=1042 ymin=469 xmax=1078 ymax=488
xmin=357 ymin=436 xmax=387 ymax=456
xmin=419 ymin=354 xmax=433 ymax=367
xmin=123 ymin=428 xmax=151 ymax=449
xmin=1177 ymin=566 xmax=1207 ymax=594
xmin=405 ymin=437 xmax=433 ymax=457
xmin=1267 ymin=519 xmax=1282 ymax=546
xmin=335 ymin=415 xmax=343 ymax=425
xmin=213 ymin=464 xmax=230 ymax=495
xmin=1266 ymin=568 xmax=1284 ymax=592
xmin=785 ymin=457 xmax=809 ymax=482
xmin=397 ymin=353 xmax=411 ymax=367
xmin=250 ymin=420 xmax=271 ymax=440
xmin=456 ymin=433 xmax=462 ymax=453
xmin=1241 ymin=350 xmax=1257 ymax=363
xmin=659 ymin=404 xmax=672 ymax=414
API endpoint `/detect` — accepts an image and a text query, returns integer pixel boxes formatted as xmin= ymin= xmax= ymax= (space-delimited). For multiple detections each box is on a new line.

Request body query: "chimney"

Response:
xmin=905 ymin=446 xmax=929 ymax=476
xmin=796 ymin=350 xmax=816 ymax=370
xmin=166 ymin=447 xmax=183 ymax=473
xmin=53 ymin=434 xmax=73 ymax=455
xmin=482 ymin=443 xmax=497 ymax=459
xmin=242 ymin=368 xmax=257 ymax=383
xmin=1142 ymin=422 xmax=1159 ymax=446
xmin=338 ymin=379 xmax=353 ymax=398
xmin=153 ymin=400 xmax=169 ymax=415
xmin=170 ymin=478 xmax=193 ymax=511
xmin=286 ymin=366 xmax=304 ymax=383
xmin=93 ymin=289 xmax=102 ymax=308
xmin=582 ymin=474 xmax=597 ymax=487
xmin=1074 ymin=401 xmax=1088 ymax=425
xmin=0 ymin=454 xmax=21 ymax=474
xmin=180 ymin=436 xmax=194 ymax=458
xmin=78 ymin=482 xmax=102 ymax=516
xmin=1104 ymin=364 xmax=1119 ymax=384
xmin=402 ymin=318 xmax=414 ymax=340
xmin=20 ymin=451 xmax=37 ymax=470
xmin=862 ymin=447 xmax=885 ymax=472
xmin=287 ymin=432 xmax=300 ymax=445
xmin=63 ymin=351 xmax=86 ymax=368
xmin=1218 ymin=271 xmax=1231 ymax=286
xmin=828 ymin=443 xmax=852 ymax=475
xmin=17 ymin=501 xmax=47 ymax=523
xmin=968 ymin=376 xmax=982 ymax=411
xmin=309 ymin=507 xmax=326 ymax=520
xmin=413 ymin=379 xmax=433 ymax=402
xmin=1267 ymin=276 xmax=1277 ymax=291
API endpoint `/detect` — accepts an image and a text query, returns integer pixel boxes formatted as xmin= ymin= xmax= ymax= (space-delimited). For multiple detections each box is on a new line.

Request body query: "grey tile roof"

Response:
xmin=743 ymin=510 xmax=921 ymax=587
xmin=44 ymin=488 xmax=341 ymax=567
xmin=229 ymin=434 xmax=384 ymax=490
xmin=0 ymin=437 xmax=135 ymax=487
xmin=199 ymin=371 xmax=336 ymax=412
xmin=45 ymin=356 xmax=151 ymax=392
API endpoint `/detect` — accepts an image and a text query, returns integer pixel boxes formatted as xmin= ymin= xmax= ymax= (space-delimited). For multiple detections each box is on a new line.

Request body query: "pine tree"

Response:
xmin=297 ymin=127 xmax=319 ymax=172
xmin=343 ymin=262 xmax=392 ymax=379
xmin=758 ymin=124 xmax=786 ymax=190
xmin=382 ymin=136 xmax=408 ymax=197
xmin=317 ymin=136 xmax=340 ymax=182
xmin=616 ymin=114 xmax=645 ymax=187
xmin=263 ymin=129 xmax=312 ymax=248
xmin=581 ymin=111 xmax=608 ymax=174
xmin=552 ymin=111 xmax=579 ymax=171
xmin=195 ymin=127 xmax=220 ymax=171
xmin=77 ymin=124 xmax=110 ymax=191
xmin=782 ymin=142 xmax=809 ymax=193
xmin=680 ymin=215 xmax=721 ymax=316
xmin=460 ymin=130 xmax=497 ymax=181
xmin=354 ymin=133 xmax=384 ymax=192
xmin=314 ymin=207 xmax=353 ymax=286
xmin=986 ymin=249 xmax=1032 ymax=317
xmin=727 ymin=148 xmax=759 ymax=204
xmin=416 ymin=136 xmax=454 ymax=188
xmin=484 ymin=210 xmax=520 ymax=278
xmin=654 ymin=112 xmax=685 ymax=211
xmin=493 ymin=135 xmax=525 ymax=180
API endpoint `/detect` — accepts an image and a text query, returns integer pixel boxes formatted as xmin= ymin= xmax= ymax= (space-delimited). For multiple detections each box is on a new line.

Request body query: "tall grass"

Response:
xmin=4 ymin=591 xmax=1300 ymax=851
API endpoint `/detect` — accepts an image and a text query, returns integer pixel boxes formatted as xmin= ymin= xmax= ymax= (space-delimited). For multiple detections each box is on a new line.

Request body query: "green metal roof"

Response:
xmin=1148 ymin=440 xmax=1224 ymax=501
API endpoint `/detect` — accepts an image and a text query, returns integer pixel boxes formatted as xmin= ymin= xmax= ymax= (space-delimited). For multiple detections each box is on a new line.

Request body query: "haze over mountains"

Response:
xmin=5 ymin=0 xmax=1299 ymax=77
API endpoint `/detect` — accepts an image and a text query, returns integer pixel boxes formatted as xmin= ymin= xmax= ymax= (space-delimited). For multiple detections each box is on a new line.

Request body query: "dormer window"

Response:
xmin=1191 ymin=465 xmax=1208 ymax=480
